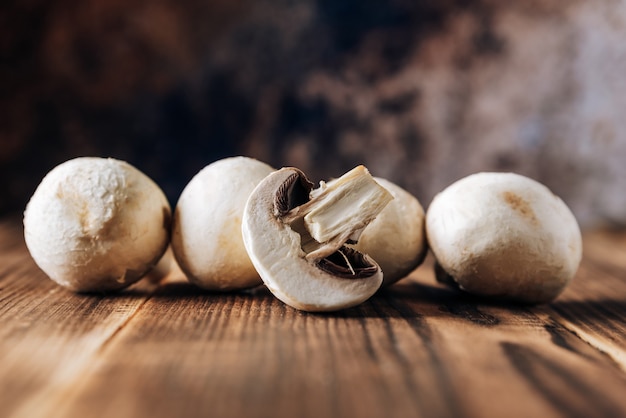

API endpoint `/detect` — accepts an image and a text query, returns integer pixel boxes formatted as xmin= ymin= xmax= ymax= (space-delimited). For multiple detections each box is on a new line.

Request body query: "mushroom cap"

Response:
xmin=23 ymin=157 xmax=171 ymax=292
xmin=171 ymin=156 xmax=275 ymax=291
xmin=353 ymin=177 xmax=427 ymax=286
xmin=242 ymin=168 xmax=383 ymax=312
xmin=425 ymin=172 xmax=582 ymax=303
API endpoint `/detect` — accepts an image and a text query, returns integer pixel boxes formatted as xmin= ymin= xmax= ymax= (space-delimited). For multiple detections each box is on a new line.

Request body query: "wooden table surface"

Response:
xmin=1 ymin=217 xmax=626 ymax=418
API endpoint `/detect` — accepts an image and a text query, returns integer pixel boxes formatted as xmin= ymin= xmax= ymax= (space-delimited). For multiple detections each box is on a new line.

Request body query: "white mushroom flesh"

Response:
xmin=242 ymin=166 xmax=391 ymax=312
xmin=283 ymin=166 xmax=394 ymax=260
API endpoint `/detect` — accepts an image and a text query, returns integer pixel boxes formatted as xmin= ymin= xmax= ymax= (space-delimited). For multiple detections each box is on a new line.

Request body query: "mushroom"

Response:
xmin=351 ymin=177 xmax=427 ymax=286
xmin=23 ymin=157 xmax=171 ymax=292
xmin=425 ymin=172 xmax=583 ymax=303
xmin=242 ymin=165 xmax=393 ymax=312
xmin=171 ymin=156 xmax=275 ymax=291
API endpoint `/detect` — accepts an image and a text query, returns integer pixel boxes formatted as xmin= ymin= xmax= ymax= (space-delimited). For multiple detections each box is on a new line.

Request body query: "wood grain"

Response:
xmin=1 ymin=218 xmax=626 ymax=418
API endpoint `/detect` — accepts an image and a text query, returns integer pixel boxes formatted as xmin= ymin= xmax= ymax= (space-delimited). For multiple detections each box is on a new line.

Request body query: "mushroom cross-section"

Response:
xmin=242 ymin=166 xmax=392 ymax=312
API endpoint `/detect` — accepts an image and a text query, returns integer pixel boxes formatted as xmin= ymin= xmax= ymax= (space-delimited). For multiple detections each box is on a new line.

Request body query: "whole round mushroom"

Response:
xmin=23 ymin=157 xmax=171 ymax=292
xmin=352 ymin=177 xmax=427 ymax=286
xmin=171 ymin=156 xmax=275 ymax=291
xmin=425 ymin=172 xmax=582 ymax=304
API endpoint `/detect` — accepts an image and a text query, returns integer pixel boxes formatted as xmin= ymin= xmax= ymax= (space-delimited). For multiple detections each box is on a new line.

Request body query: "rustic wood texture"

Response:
xmin=2 ymin=218 xmax=626 ymax=418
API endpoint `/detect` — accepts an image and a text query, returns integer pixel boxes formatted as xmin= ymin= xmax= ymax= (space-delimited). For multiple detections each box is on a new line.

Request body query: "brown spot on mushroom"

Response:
xmin=56 ymin=183 xmax=89 ymax=232
xmin=502 ymin=191 xmax=538 ymax=224
xmin=77 ymin=199 xmax=90 ymax=232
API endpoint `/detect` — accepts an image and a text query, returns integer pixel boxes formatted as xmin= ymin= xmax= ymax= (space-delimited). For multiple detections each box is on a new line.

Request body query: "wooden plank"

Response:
xmin=542 ymin=231 xmax=626 ymax=372
xmin=0 ymin=219 xmax=155 ymax=418
xmin=1 ymin=218 xmax=626 ymax=418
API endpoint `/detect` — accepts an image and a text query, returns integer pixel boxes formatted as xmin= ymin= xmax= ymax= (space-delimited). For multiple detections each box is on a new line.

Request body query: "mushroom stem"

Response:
xmin=282 ymin=165 xmax=393 ymax=261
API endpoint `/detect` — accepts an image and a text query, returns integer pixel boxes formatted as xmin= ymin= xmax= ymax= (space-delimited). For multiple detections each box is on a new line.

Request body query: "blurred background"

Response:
xmin=1 ymin=0 xmax=625 ymax=228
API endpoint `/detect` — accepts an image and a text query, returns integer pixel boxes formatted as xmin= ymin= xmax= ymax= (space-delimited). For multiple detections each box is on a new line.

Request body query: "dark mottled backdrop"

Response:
xmin=2 ymin=0 xmax=626 ymax=227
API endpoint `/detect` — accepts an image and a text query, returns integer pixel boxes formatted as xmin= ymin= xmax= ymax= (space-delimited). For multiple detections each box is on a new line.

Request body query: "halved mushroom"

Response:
xmin=242 ymin=166 xmax=392 ymax=312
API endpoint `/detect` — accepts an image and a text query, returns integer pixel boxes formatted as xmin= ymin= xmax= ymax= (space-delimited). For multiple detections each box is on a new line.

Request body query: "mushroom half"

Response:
xmin=242 ymin=166 xmax=392 ymax=312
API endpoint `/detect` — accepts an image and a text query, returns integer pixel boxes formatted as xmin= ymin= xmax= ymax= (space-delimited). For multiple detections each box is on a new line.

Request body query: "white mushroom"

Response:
xmin=425 ymin=172 xmax=583 ymax=304
xmin=23 ymin=157 xmax=171 ymax=292
xmin=242 ymin=165 xmax=393 ymax=312
xmin=171 ymin=156 xmax=275 ymax=291
xmin=352 ymin=177 xmax=427 ymax=286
